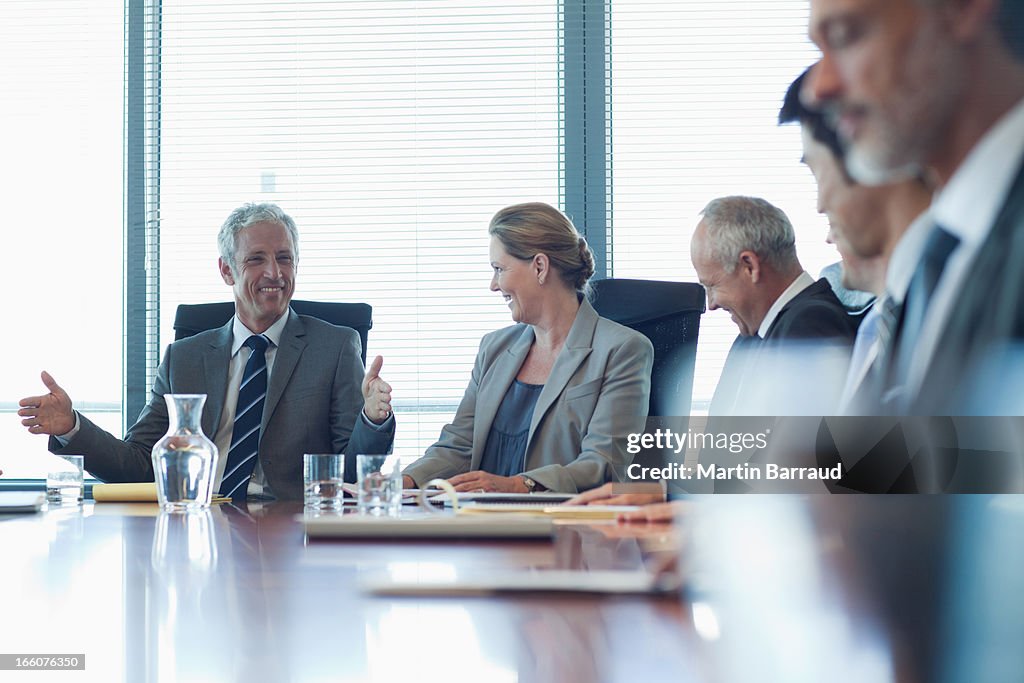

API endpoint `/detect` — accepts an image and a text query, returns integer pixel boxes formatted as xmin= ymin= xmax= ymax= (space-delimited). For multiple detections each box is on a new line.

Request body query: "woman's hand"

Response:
xmin=447 ymin=471 xmax=529 ymax=493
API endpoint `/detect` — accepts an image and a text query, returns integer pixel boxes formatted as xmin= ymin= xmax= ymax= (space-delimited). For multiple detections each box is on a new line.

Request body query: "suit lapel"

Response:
xmin=262 ymin=310 xmax=306 ymax=432
xmin=470 ymin=327 xmax=533 ymax=469
xmin=764 ymin=279 xmax=823 ymax=340
xmin=201 ymin=321 xmax=233 ymax=438
xmin=526 ymin=300 xmax=596 ymax=447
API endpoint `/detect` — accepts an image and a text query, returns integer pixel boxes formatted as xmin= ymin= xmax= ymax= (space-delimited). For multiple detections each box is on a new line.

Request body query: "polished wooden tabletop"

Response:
xmin=0 ymin=501 xmax=690 ymax=683
xmin=2 ymin=496 xmax=1022 ymax=683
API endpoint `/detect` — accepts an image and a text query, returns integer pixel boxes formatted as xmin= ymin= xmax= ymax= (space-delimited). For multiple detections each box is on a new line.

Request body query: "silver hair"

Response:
xmin=699 ymin=196 xmax=798 ymax=273
xmin=217 ymin=203 xmax=299 ymax=272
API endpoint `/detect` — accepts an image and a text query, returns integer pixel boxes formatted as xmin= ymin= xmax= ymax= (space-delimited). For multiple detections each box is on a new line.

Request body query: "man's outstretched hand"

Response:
xmin=18 ymin=371 xmax=75 ymax=436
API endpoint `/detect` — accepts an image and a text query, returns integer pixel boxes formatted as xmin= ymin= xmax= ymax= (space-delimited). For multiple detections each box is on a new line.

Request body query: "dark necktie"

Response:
xmin=220 ymin=335 xmax=269 ymax=501
xmin=888 ymin=226 xmax=961 ymax=393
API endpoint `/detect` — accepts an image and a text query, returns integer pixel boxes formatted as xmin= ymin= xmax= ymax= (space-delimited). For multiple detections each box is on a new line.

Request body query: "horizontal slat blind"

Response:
xmin=156 ymin=1 xmax=561 ymax=458
xmin=608 ymin=1 xmax=835 ymax=412
xmin=0 ymin=0 xmax=124 ymax=477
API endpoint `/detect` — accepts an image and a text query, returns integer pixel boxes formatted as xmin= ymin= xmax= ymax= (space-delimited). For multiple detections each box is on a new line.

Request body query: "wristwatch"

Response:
xmin=521 ymin=476 xmax=542 ymax=492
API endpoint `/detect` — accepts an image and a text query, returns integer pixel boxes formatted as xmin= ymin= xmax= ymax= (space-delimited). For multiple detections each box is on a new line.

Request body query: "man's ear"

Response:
xmin=739 ymin=251 xmax=761 ymax=284
xmin=219 ymin=257 xmax=235 ymax=285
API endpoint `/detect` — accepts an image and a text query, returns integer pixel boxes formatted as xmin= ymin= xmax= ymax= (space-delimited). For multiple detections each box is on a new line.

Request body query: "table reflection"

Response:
xmin=682 ymin=496 xmax=1024 ymax=683
xmin=4 ymin=493 xmax=1020 ymax=682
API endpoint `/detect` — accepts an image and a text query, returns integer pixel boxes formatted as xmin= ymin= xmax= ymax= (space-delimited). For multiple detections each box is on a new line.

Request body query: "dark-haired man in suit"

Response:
xmin=806 ymin=0 xmax=1024 ymax=414
xmin=778 ymin=66 xmax=933 ymax=412
xmin=692 ymin=195 xmax=857 ymax=415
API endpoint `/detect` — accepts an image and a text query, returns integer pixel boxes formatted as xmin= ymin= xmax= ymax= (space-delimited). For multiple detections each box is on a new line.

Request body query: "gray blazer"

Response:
xmin=51 ymin=309 xmax=395 ymax=499
xmin=403 ymin=299 xmax=654 ymax=493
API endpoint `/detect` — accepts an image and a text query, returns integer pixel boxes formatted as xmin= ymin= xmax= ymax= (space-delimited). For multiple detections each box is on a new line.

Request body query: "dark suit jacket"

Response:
xmin=913 ymin=159 xmax=1024 ymax=415
xmin=710 ymin=277 xmax=858 ymax=416
xmin=51 ymin=309 xmax=395 ymax=499
xmin=762 ymin=277 xmax=860 ymax=343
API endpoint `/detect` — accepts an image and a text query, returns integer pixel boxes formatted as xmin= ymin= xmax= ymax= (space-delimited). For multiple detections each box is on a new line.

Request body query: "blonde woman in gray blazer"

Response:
xmin=402 ymin=203 xmax=653 ymax=494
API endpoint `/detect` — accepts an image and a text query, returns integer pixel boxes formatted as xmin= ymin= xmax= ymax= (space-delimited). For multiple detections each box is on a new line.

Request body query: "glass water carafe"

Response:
xmin=151 ymin=394 xmax=218 ymax=510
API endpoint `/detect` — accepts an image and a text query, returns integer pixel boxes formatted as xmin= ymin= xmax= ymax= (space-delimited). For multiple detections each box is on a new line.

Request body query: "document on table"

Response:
xmin=361 ymin=569 xmax=680 ymax=596
xmin=458 ymin=503 xmax=639 ymax=519
xmin=0 ymin=491 xmax=45 ymax=514
xmin=302 ymin=513 xmax=555 ymax=539
xmin=428 ymin=491 xmax=575 ymax=506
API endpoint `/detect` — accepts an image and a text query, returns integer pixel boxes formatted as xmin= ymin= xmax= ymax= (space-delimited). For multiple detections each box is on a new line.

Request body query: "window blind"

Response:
xmin=607 ymin=0 xmax=835 ymax=412
xmin=0 ymin=0 xmax=124 ymax=477
xmin=154 ymin=0 xmax=562 ymax=459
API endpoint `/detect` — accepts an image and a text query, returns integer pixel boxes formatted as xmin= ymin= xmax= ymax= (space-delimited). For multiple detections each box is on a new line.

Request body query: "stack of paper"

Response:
xmin=458 ymin=503 xmax=639 ymax=520
xmin=0 ymin=491 xmax=45 ymax=513
xmin=303 ymin=514 xmax=554 ymax=539
xmin=361 ymin=569 xmax=678 ymax=596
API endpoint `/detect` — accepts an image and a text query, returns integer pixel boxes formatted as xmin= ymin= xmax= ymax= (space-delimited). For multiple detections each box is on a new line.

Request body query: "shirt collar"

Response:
xmin=757 ymin=271 xmax=814 ymax=338
xmin=230 ymin=310 xmax=289 ymax=356
xmin=932 ymin=97 xmax=1024 ymax=249
xmin=885 ymin=210 xmax=934 ymax=303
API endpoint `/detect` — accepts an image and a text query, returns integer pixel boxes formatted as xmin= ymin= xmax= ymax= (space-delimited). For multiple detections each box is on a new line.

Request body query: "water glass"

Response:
xmin=304 ymin=454 xmax=346 ymax=509
xmin=356 ymin=454 xmax=402 ymax=517
xmin=47 ymin=455 xmax=84 ymax=505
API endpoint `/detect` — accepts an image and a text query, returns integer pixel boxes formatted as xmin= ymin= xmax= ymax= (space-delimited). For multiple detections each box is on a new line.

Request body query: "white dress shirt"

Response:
xmin=212 ymin=313 xmax=291 ymax=499
xmin=902 ymin=97 xmax=1024 ymax=400
xmin=838 ymin=299 xmax=882 ymax=412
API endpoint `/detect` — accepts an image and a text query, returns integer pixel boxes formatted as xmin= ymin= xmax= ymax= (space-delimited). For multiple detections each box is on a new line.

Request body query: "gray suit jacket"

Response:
xmin=403 ymin=299 xmax=654 ymax=493
xmin=914 ymin=158 xmax=1024 ymax=415
xmin=51 ymin=309 xmax=395 ymax=499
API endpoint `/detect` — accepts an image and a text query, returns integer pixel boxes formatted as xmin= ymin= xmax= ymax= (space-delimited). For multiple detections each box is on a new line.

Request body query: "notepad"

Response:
xmin=361 ymin=569 xmax=678 ymax=596
xmin=0 ymin=491 xmax=45 ymax=513
xmin=303 ymin=514 xmax=554 ymax=539
xmin=458 ymin=503 xmax=640 ymax=520
xmin=427 ymin=491 xmax=574 ymax=506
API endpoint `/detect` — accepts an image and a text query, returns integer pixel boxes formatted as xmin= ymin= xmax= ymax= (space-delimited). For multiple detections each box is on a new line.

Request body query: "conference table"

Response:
xmin=1 ymin=496 xmax=1022 ymax=682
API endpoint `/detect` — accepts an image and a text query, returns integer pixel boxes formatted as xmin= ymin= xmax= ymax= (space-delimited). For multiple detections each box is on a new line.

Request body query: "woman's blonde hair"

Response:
xmin=488 ymin=202 xmax=595 ymax=292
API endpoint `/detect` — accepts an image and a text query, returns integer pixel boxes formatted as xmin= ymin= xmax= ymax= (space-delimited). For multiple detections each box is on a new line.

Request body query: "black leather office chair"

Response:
xmin=590 ymin=278 xmax=705 ymax=417
xmin=173 ymin=300 xmax=373 ymax=364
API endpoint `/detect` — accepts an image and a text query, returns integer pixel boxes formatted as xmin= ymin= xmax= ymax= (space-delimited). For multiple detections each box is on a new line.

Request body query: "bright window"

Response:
xmin=156 ymin=1 xmax=561 ymax=459
xmin=609 ymin=0 xmax=834 ymax=411
xmin=1 ymin=0 xmax=124 ymax=478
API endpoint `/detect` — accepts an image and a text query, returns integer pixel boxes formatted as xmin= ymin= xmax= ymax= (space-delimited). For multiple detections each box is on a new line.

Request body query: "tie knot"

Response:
xmin=244 ymin=335 xmax=269 ymax=353
xmin=923 ymin=226 xmax=960 ymax=270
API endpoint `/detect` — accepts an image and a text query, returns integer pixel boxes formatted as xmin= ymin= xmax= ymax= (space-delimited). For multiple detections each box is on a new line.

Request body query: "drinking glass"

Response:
xmin=356 ymin=454 xmax=402 ymax=517
xmin=304 ymin=454 xmax=346 ymax=509
xmin=46 ymin=455 xmax=84 ymax=505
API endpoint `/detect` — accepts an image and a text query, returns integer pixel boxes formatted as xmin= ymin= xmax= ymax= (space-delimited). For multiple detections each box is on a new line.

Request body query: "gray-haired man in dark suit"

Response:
xmin=692 ymin=195 xmax=857 ymax=415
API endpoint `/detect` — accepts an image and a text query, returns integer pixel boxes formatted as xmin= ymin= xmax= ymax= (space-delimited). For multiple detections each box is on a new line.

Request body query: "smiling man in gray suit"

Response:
xmin=19 ymin=203 xmax=395 ymax=500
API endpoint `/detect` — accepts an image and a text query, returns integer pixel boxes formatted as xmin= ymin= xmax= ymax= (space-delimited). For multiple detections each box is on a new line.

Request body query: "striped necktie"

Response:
xmin=220 ymin=334 xmax=269 ymax=501
xmin=889 ymin=226 xmax=960 ymax=390
xmin=871 ymin=295 xmax=903 ymax=389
